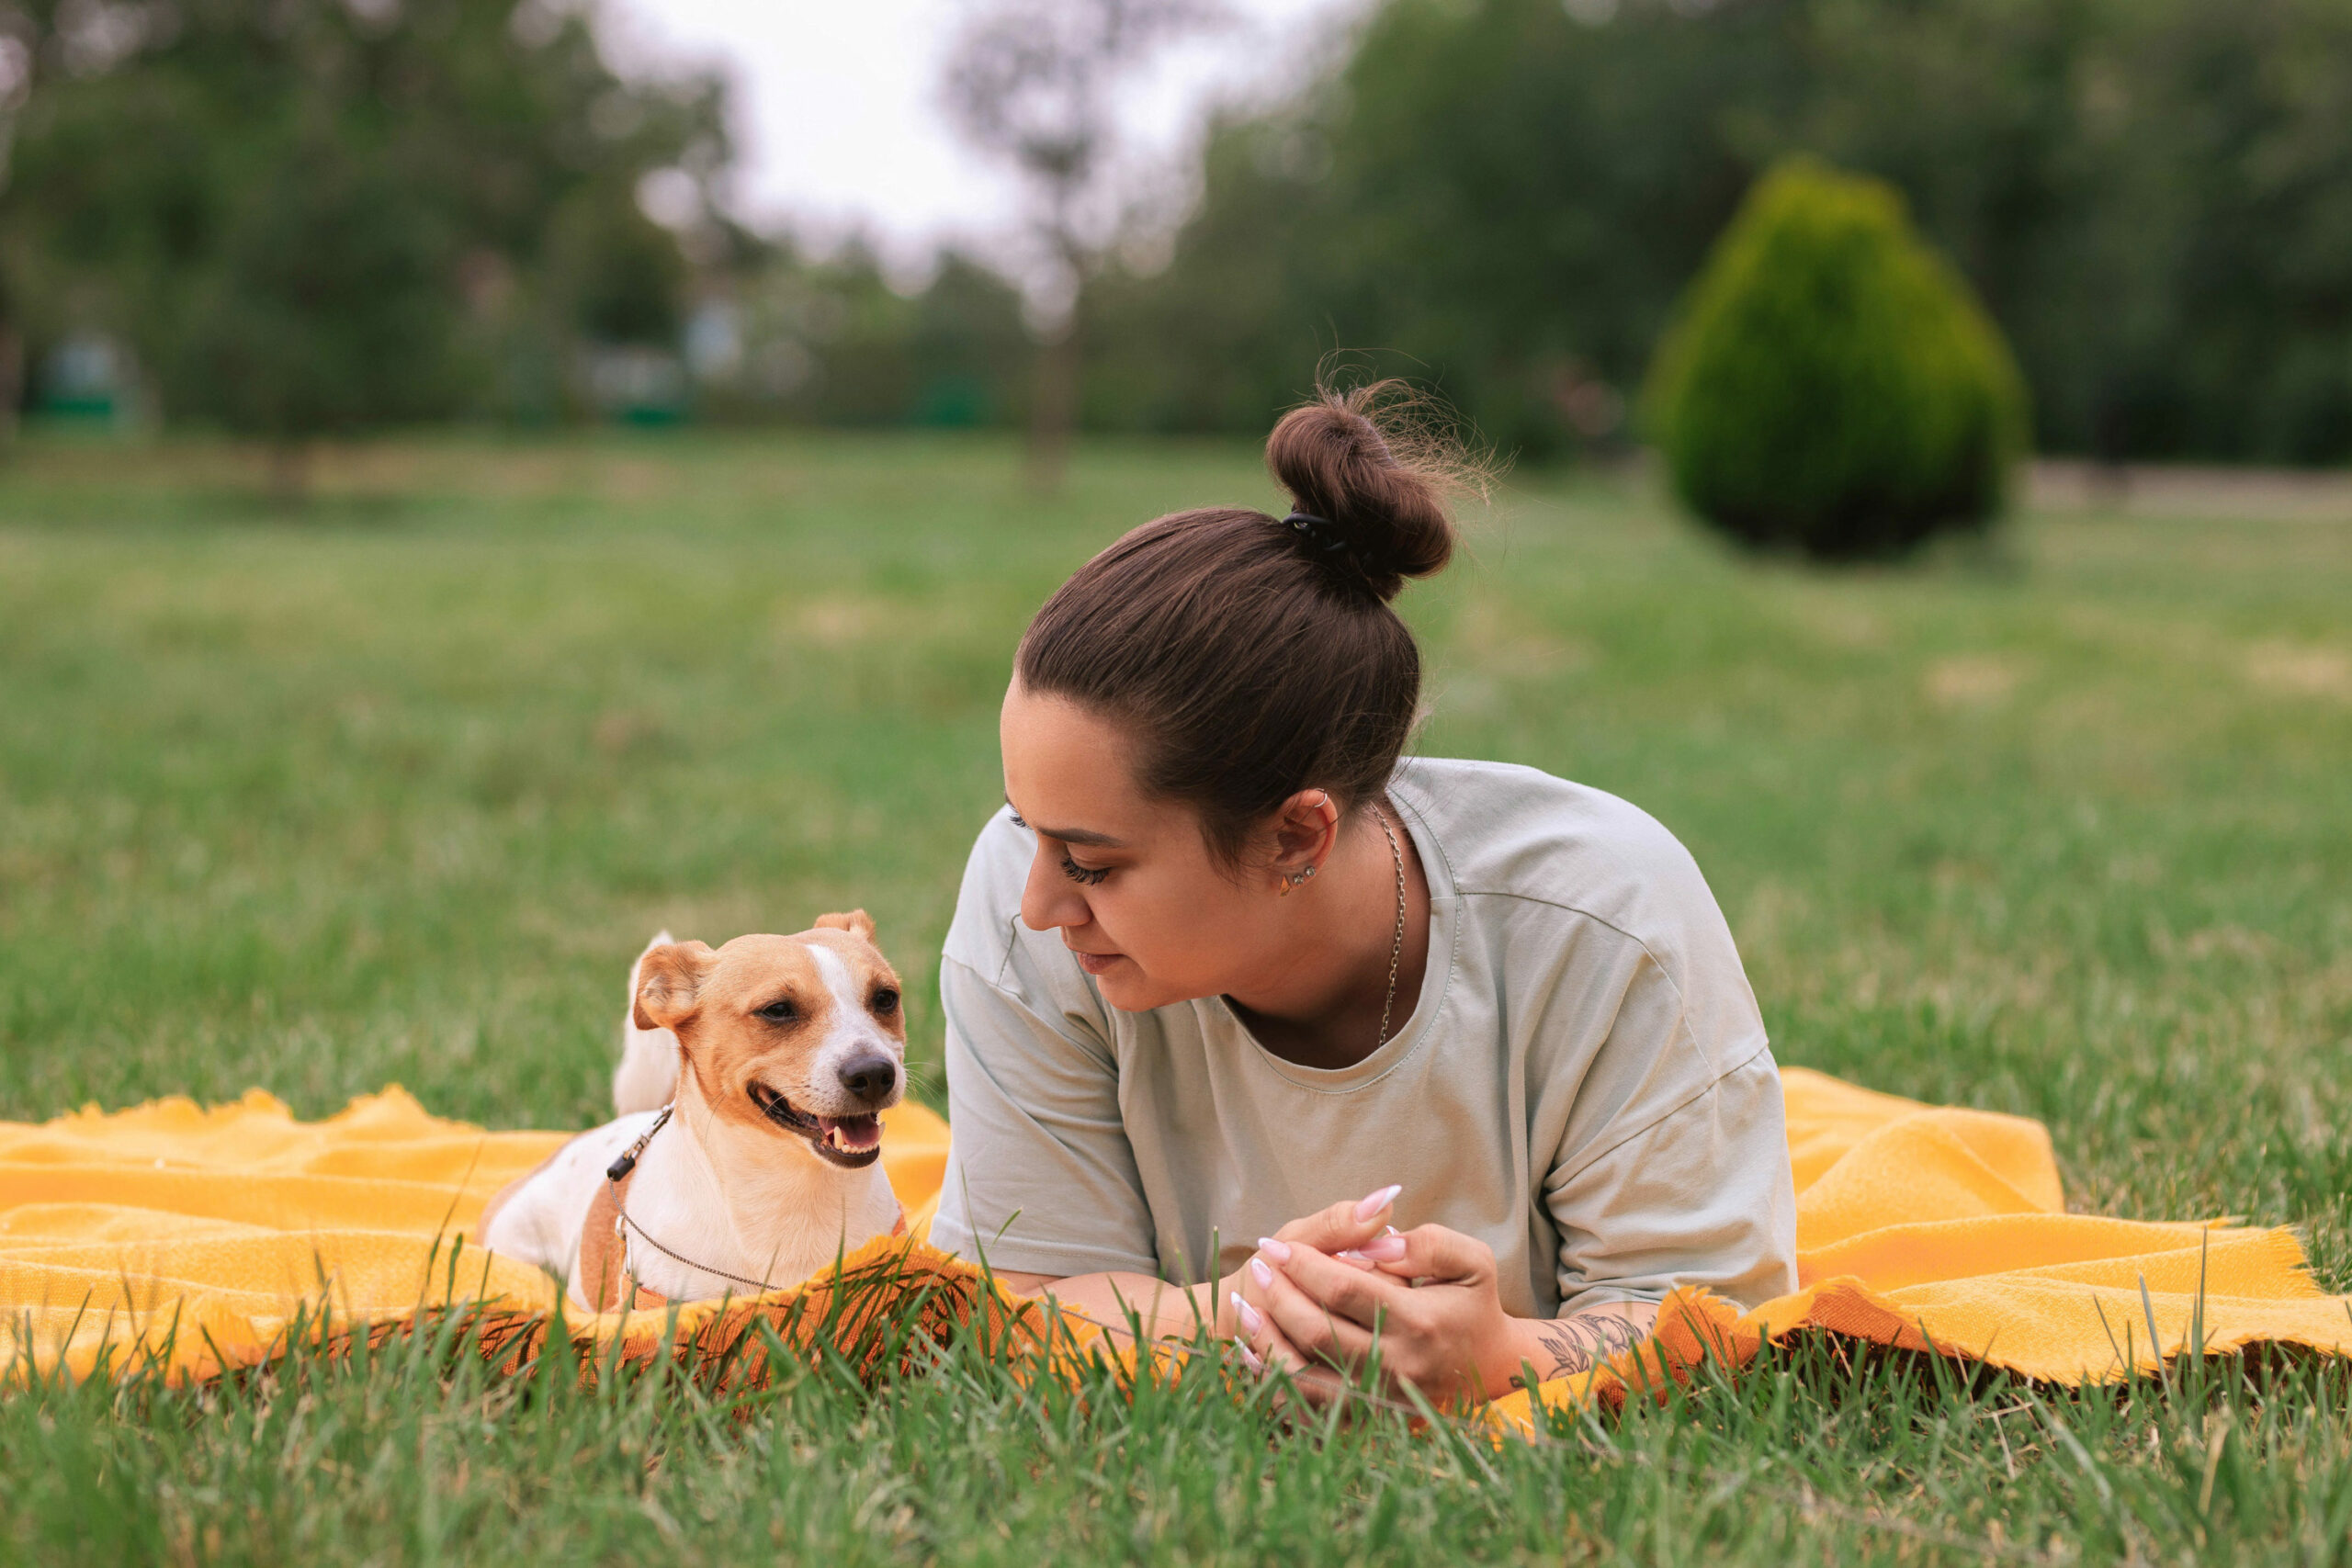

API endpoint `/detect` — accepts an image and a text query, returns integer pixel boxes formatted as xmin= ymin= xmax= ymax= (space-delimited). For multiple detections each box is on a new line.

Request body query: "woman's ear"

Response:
xmin=1269 ymin=788 xmax=1341 ymax=889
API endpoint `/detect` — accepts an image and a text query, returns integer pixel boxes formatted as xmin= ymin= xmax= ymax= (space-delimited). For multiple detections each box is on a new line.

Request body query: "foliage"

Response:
xmin=14 ymin=0 xmax=2352 ymax=463
xmin=938 ymin=0 xmax=1221 ymax=481
xmin=1089 ymin=0 xmax=1800 ymax=452
xmin=0 ymin=0 xmax=725 ymax=442
xmin=1795 ymin=0 xmax=2352 ymax=465
xmin=544 ymin=182 xmax=692 ymax=351
xmin=1090 ymin=0 xmax=2352 ymax=463
xmin=172 ymin=134 xmax=460 ymax=446
xmin=1 ymin=430 xmax=2349 ymax=1557
xmin=1640 ymin=159 xmax=2028 ymax=558
xmin=696 ymin=243 xmax=1032 ymax=430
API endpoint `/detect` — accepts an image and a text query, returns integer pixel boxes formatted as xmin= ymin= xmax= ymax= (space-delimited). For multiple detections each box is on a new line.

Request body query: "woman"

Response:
xmin=929 ymin=386 xmax=1796 ymax=1407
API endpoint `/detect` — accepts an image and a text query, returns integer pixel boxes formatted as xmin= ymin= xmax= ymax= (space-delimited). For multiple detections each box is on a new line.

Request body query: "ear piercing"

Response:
xmin=1283 ymin=864 xmax=1316 ymax=892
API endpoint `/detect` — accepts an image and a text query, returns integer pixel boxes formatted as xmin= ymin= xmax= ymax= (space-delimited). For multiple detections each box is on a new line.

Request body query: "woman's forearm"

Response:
xmin=995 ymin=1269 xmax=1226 ymax=1342
xmin=1494 ymin=1300 xmax=1659 ymax=1393
xmin=1003 ymin=1267 xmax=1660 ymax=1404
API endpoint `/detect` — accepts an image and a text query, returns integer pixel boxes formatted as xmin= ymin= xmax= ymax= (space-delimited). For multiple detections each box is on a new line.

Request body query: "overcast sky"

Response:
xmin=606 ymin=0 xmax=1364 ymax=281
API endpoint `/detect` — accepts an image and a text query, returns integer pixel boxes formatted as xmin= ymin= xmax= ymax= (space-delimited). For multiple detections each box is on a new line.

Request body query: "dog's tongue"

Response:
xmin=819 ymin=1114 xmax=882 ymax=1151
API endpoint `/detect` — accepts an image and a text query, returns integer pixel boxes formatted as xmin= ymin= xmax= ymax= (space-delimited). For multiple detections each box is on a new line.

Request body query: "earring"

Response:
xmin=1283 ymin=864 xmax=1316 ymax=892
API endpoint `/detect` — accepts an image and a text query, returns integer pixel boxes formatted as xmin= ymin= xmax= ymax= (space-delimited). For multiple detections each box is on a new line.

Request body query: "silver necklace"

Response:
xmin=1373 ymin=804 xmax=1408 ymax=1050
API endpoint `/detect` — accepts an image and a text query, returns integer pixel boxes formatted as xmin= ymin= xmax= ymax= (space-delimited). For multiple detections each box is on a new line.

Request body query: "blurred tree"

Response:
xmin=1091 ymin=0 xmax=2352 ymax=464
xmin=907 ymin=253 xmax=1034 ymax=426
xmin=0 ymin=0 xmax=725 ymax=471
xmin=1078 ymin=115 xmax=1341 ymax=434
xmin=1088 ymin=0 xmax=1804 ymax=455
xmin=687 ymin=235 xmax=1028 ymax=430
xmin=1797 ymin=0 xmax=2352 ymax=462
xmin=546 ymin=182 xmax=690 ymax=349
xmin=940 ymin=0 xmax=1220 ymax=486
xmin=176 ymin=131 xmax=459 ymax=496
xmin=0 ymin=0 xmax=60 ymax=446
xmin=12 ymin=0 xmax=2348 ymax=466
xmin=1642 ymin=158 xmax=2029 ymax=558
xmin=0 ymin=268 xmax=20 ymax=447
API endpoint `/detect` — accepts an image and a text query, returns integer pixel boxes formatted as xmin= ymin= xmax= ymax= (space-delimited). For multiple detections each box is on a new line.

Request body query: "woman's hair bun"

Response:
xmin=1264 ymin=379 xmax=1474 ymax=602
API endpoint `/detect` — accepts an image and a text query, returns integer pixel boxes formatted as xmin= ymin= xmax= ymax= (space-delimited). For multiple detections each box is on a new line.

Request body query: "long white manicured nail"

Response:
xmin=1233 ymin=1336 xmax=1264 ymax=1373
xmin=1248 ymin=1258 xmax=1274 ymax=1291
xmin=1355 ymin=1184 xmax=1403 ymax=1223
xmin=1229 ymin=1291 xmax=1265 ymax=1337
xmin=1257 ymin=1236 xmax=1293 ymax=1264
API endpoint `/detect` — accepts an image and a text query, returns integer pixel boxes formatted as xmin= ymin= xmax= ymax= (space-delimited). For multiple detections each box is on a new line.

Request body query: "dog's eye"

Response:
xmin=870 ymin=987 xmax=899 ymax=1015
xmin=757 ymin=998 xmax=798 ymax=1024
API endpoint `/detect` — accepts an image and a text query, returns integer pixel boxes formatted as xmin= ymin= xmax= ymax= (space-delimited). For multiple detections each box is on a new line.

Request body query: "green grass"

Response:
xmin=1 ymin=431 xmax=2347 ymax=1563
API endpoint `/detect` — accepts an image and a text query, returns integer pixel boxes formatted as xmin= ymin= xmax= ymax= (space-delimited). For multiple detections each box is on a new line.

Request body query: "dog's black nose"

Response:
xmin=838 ymin=1055 xmax=898 ymax=1104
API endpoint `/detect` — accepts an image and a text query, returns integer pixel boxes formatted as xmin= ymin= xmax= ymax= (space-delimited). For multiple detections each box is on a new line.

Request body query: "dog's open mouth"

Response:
xmin=748 ymin=1081 xmax=884 ymax=1168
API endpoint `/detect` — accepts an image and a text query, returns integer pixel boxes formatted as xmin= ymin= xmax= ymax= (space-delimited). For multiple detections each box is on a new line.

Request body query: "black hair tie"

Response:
xmin=1283 ymin=510 xmax=1358 ymax=565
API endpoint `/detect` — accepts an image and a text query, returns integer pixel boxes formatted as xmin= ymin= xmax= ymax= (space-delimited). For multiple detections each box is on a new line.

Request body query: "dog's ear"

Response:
xmin=813 ymin=908 xmax=876 ymax=942
xmin=625 ymin=929 xmax=677 ymax=1011
xmin=633 ymin=941 xmax=717 ymax=1032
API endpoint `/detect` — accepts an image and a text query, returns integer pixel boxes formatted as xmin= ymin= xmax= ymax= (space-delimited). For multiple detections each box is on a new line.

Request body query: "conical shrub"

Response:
xmin=1643 ymin=158 xmax=2030 ymax=559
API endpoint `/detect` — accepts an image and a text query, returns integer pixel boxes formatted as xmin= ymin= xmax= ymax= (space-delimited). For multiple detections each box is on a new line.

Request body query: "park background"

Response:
xmin=1 ymin=0 xmax=2350 ymax=1562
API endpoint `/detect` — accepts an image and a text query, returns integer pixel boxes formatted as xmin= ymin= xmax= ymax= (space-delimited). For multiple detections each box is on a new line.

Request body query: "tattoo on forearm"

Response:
xmin=1526 ymin=1313 xmax=1646 ymax=1383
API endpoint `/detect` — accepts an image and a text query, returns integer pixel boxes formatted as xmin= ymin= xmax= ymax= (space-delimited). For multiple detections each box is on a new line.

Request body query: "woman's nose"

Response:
xmin=1019 ymin=843 xmax=1086 ymax=932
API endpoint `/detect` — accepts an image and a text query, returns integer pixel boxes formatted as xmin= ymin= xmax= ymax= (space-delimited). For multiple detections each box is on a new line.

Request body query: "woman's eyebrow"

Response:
xmin=1005 ymin=797 xmax=1127 ymax=848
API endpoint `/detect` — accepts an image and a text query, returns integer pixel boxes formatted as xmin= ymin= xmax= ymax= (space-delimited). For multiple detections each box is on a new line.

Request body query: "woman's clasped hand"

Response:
xmin=1220 ymin=1185 xmax=1524 ymax=1410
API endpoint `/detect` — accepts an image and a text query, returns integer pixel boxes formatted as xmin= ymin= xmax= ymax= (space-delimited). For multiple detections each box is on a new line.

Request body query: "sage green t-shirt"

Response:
xmin=928 ymin=758 xmax=1798 ymax=1318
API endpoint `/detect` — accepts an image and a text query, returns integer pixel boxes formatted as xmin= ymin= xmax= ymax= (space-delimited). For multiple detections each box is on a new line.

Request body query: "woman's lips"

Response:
xmin=1070 ymin=948 xmax=1123 ymax=976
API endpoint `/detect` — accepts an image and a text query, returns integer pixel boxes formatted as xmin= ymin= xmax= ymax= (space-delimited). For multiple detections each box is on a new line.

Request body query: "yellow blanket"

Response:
xmin=0 ymin=1089 xmax=951 ymax=1380
xmin=1485 ymin=1069 xmax=2352 ymax=1434
xmin=3 ymin=1069 xmax=2345 ymax=1412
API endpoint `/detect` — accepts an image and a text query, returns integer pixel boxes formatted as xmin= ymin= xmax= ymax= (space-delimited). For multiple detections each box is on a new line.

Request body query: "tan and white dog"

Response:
xmin=479 ymin=913 xmax=908 ymax=1311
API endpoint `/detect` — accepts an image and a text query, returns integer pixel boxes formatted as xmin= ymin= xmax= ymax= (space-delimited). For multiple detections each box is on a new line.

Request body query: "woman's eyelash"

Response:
xmin=1011 ymin=807 xmax=1105 ymax=884
xmin=1059 ymin=853 xmax=1110 ymax=886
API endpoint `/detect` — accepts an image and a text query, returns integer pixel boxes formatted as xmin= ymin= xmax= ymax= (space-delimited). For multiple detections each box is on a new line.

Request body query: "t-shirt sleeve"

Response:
xmin=1541 ymin=966 xmax=1798 ymax=1315
xmin=926 ymin=948 xmax=1161 ymax=1278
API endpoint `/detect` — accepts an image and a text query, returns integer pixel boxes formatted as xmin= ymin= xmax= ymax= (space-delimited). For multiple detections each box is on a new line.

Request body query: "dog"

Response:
xmin=479 ymin=912 xmax=908 ymax=1311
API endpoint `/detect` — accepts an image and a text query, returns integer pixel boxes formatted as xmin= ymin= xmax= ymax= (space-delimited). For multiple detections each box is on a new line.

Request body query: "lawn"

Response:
xmin=1 ymin=430 xmax=2347 ymax=1564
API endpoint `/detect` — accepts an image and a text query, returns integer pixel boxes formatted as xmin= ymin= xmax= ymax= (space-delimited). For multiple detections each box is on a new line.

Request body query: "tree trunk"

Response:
xmin=0 ymin=322 xmax=22 ymax=457
xmin=1026 ymin=312 xmax=1081 ymax=493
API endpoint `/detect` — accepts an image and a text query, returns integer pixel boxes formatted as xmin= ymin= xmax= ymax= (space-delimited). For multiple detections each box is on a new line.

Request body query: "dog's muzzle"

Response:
xmin=748 ymin=1081 xmax=885 ymax=1169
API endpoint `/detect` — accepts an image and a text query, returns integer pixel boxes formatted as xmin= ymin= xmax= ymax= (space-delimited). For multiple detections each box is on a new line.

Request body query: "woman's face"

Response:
xmin=999 ymin=679 xmax=1289 ymax=1012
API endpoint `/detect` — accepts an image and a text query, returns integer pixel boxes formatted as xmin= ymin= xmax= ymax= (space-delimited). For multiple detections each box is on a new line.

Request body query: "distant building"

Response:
xmin=577 ymin=344 xmax=689 ymax=426
xmin=40 ymin=334 xmax=137 ymax=424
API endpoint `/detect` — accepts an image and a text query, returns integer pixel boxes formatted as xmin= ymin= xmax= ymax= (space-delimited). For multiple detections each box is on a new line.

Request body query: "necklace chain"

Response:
xmin=1373 ymin=804 xmax=1408 ymax=1050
